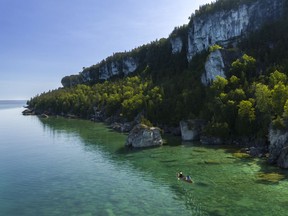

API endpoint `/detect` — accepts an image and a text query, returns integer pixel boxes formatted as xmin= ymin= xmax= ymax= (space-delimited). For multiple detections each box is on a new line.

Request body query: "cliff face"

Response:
xmin=170 ymin=37 xmax=183 ymax=54
xmin=61 ymin=0 xmax=285 ymax=87
xmin=98 ymin=57 xmax=138 ymax=80
xmin=201 ymin=50 xmax=226 ymax=86
xmin=187 ymin=0 xmax=284 ymax=61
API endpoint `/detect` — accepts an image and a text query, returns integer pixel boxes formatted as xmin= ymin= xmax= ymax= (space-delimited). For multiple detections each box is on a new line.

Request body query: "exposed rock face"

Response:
xmin=268 ymin=128 xmax=288 ymax=166
xmin=123 ymin=57 xmax=138 ymax=75
xmin=201 ymin=49 xmax=242 ymax=85
xmin=180 ymin=120 xmax=206 ymax=141
xmin=187 ymin=0 xmax=284 ymax=61
xmin=126 ymin=124 xmax=163 ymax=148
xmin=201 ymin=50 xmax=226 ymax=85
xmin=62 ymin=0 xmax=284 ymax=87
xmin=81 ymin=70 xmax=92 ymax=83
xmin=99 ymin=64 xmax=109 ymax=80
xmin=98 ymin=57 xmax=138 ymax=80
xmin=170 ymin=37 xmax=183 ymax=54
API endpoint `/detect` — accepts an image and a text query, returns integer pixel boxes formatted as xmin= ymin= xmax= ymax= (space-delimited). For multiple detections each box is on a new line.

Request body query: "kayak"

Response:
xmin=178 ymin=176 xmax=193 ymax=183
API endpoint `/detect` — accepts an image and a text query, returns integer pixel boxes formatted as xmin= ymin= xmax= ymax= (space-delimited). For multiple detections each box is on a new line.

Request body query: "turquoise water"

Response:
xmin=0 ymin=101 xmax=288 ymax=216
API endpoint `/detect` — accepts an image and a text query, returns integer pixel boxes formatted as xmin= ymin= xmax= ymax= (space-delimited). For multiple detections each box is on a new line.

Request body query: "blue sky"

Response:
xmin=0 ymin=0 xmax=211 ymax=100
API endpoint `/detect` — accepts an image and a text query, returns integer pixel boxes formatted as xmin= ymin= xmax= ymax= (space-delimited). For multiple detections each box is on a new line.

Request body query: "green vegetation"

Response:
xmin=29 ymin=76 xmax=163 ymax=121
xmin=209 ymin=44 xmax=223 ymax=53
xmin=192 ymin=0 xmax=256 ymax=18
xmin=203 ymin=55 xmax=288 ymax=138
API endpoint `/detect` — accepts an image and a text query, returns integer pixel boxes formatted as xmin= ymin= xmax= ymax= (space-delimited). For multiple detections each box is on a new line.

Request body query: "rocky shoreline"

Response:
xmin=22 ymin=108 xmax=288 ymax=168
xmin=180 ymin=119 xmax=288 ymax=169
xmin=22 ymin=108 xmax=164 ymax=148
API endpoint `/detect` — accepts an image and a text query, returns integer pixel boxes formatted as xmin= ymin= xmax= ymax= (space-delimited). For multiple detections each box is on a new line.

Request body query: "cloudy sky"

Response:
xmin=0 ymin=0 xmax=211 ymax=100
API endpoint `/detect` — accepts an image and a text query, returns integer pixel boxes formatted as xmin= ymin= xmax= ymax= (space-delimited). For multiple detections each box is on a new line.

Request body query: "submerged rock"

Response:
xmin=257 ymin=172 xmax=285 ymax=183
xmin=125 ymin=124 xmax=163 ymax=148
xmin=232 ymin=152 xmax=251 ymax=159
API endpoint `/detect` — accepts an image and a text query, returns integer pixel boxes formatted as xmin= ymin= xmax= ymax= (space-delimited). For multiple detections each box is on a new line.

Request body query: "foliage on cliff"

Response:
xmin=203 ymin=54 xmax=288 ymax=138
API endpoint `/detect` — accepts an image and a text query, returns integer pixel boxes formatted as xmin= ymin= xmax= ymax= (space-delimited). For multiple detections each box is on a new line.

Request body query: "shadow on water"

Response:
xmin=252 ymin=160 xmax=288 ymax=185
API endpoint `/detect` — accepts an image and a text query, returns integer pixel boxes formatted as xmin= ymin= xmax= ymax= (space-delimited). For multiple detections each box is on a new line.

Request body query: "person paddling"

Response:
xmin=177 ymin=171 xmax=184 ymax=180
xmin=177 ymin=171 xmax=193 ymax=183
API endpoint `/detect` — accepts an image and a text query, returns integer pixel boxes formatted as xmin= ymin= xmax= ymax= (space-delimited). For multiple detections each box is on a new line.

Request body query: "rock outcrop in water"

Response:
xmin=268 ymin=128 xmax=288 ymax=168
xmin=22 ymin=108 xmax=35 ymax=115
xmin=126 ymin=124 xmax=163 ymax=148
xmin=180 ymin=120 xmax=206 ymax=141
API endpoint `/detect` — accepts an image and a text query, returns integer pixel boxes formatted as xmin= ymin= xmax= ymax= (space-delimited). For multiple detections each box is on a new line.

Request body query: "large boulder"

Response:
xmin=126 ymin=124 xmax=163 ymax=148
xmin=268 ymin=128 xmax=288 ymax=164
xmin=180 ymin=120 xmax=206 ymax=141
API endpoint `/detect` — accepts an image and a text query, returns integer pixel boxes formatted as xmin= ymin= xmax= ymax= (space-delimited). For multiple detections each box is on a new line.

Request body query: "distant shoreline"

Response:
xmin=0 ymin=100 xmax=27 ymax=110
xmin=0 ymin=99 xmax=27 ymax=102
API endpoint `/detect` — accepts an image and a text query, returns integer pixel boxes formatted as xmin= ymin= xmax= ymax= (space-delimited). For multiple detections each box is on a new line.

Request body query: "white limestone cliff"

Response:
xmin=123 ymin=57 xmax=138 ymax=75
xmin=187 ymin=0 xmax=284 ymax=61
xmin=99 ymin=57 xmax=138 ymax=80
xmin=65 ymin=0 xmax=284 ymax=87
xmin=170 ymin=37 xmax=183 ymax=54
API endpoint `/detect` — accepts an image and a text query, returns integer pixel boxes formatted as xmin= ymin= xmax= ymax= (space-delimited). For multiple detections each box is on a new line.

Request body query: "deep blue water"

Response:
xmin=0 ymin=100 xmax=288 ymax=216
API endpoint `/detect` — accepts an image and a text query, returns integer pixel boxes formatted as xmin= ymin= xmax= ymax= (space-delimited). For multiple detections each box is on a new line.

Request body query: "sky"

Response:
xmin=0 ymin=0 xmax=211 ymax=100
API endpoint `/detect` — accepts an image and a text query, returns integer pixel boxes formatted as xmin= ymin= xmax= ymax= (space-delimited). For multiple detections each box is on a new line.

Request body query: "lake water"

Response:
xmin=1 ymin=100 xmax=288 ymax=216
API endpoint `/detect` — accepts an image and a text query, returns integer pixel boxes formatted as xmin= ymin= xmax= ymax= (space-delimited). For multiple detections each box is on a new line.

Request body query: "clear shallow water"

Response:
xmin=0 ymin=101 xmax=288 ymax=216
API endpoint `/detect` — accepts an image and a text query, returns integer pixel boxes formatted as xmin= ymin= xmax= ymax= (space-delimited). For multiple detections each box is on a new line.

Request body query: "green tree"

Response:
xmin=236 ymin=99 xmax=256 ymax=136
xmin=283 ymin=100 xmax=288 ymax=119
xmin=211 ymin=76 xmax=228 ymax=92
xmin=230 ymin=54 xmax=256 ymax=81
xmin=271 ymin=82 xmax=288 ymax=115
xmin=255 ymin=83 xmax=272 ymax=113
xmin=269 ymin=70 xmax=287 ymax=86
xmin=238 ymin=100 xmax=256 ymax=121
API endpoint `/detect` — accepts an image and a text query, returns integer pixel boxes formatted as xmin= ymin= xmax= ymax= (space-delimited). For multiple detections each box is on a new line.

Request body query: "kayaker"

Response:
xmin=177 ymin=171 xmax=193 ymax=183
xmin=177 ymin=171 xmax=184 ymax=180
